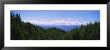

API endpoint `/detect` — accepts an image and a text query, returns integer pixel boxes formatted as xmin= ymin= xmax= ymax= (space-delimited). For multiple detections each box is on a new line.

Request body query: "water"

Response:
xmin=39 ymin=25 xmax=80 ymax=31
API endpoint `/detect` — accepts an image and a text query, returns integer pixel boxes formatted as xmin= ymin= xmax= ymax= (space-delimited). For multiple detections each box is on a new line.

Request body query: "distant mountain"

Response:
xmin=39 ymin=25 xmax=80 ymax=31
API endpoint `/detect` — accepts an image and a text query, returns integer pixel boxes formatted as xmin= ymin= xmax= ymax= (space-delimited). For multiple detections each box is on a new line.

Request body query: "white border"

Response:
xmin=4 ymin=4 xmax=107 ymax=47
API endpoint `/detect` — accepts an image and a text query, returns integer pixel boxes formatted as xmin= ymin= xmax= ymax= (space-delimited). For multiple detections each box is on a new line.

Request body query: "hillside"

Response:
xmin=11 ymin=13 xmax=100 ymax=40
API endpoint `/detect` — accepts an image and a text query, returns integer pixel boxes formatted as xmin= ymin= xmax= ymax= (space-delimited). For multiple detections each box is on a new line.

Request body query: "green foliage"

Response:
xmin=11 ymin=13 xmax=100 ymax=40
xmin=45 ymin=27 xmax=66 ymax=40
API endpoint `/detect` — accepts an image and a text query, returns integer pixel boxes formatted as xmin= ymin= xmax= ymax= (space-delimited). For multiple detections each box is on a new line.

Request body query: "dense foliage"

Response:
xmin=11 ymin=13 xmax=100 ymax=40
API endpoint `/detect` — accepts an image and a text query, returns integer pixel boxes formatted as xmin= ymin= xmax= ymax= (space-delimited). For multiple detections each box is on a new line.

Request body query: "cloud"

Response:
xmin=24 ymin=19 xmax=89 ymax=26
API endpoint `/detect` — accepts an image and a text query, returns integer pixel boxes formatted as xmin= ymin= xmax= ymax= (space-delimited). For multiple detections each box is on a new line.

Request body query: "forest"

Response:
xmin=11 ymin=12 xmax=100 ymax=40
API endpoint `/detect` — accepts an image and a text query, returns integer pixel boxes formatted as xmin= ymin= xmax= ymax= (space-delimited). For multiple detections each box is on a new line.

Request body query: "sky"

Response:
xmin=11 ymin=10 xmax=100 ymax=26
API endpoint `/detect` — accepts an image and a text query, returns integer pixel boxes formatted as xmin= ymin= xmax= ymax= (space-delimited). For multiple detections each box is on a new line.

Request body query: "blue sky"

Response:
xmin=11 ymin=10 xmax=100 ymax=25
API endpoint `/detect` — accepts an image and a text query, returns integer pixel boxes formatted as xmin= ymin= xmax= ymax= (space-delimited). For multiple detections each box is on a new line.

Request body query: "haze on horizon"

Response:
xmin=11 ymin=10 xmax=100 ymax=26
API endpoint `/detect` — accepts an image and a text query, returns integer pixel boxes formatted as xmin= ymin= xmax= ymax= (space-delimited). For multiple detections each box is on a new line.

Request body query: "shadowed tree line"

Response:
xmin=11 ymin=12 xmax=100 ymax=40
